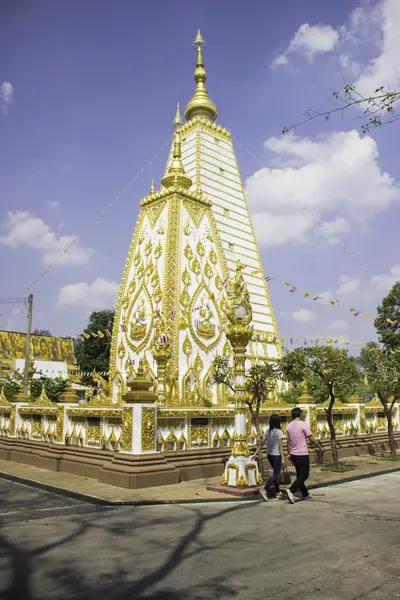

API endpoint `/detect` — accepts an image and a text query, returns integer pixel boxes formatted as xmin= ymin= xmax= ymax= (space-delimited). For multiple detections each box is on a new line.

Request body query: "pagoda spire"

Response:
xmin=173 ymin=103 xmax=183 ymax=129
xmin=161 ymin=131 xmax=192 ymax=189
xmin=184 ymin=30 xmax=218 ymax=123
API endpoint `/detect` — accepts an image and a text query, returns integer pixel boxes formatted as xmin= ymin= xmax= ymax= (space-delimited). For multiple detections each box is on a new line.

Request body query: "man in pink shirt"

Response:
xmin=286 ymin=407 xmax=324 ymax=504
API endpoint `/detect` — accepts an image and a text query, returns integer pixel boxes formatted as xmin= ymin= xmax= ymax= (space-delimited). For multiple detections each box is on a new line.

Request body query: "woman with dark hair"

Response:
xmin=252 ymin=414 xmax=286 ymax=502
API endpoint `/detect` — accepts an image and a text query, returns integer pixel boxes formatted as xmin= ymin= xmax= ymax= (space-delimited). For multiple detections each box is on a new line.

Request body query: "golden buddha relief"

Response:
xmin=125 ymin=286 xmax=154 ymax=351
xmin=189 ymin=281 xmax=222 ymax=351
xmin=195 ymin=293 xmax=216 ymax=339
xmin=130 ymin=297 xmax=147 ymax=341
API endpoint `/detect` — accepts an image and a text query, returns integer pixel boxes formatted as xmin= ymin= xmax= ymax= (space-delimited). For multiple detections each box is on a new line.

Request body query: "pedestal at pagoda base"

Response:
xmin=207 ymin=455 xmax=263 ymax=497
xmin=206 ymin=483 xmax=263 ymax=498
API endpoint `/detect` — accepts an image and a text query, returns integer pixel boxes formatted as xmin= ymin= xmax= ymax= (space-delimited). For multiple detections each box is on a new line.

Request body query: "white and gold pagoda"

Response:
xmin=109 ymin=31 xmax=281 ymax=407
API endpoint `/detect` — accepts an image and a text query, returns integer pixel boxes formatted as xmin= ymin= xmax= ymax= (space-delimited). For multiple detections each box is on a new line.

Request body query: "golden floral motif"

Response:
xmin=150 ymin=271 xmax=160 ymax=288
xmin=118 ymin=341 xmax=126 ymax=359
xmin=184 ymin=243 xmax=193 ymax=261
xmin=183 ymin=220 xmax=191 ymax=236
xmin=87 ymin=420 xmax=101 ymax=446
xmin=190 ymin=257 xmax=201 ymax=276
xmin=196 ymin=240 xmax=205 ymax=257
xmin=157 ymin=220 xmax=165 ymax=235
xmin=204 ymin=262 xmax=213 ymax=279
xmin=128 ymin=279 xmax=136 ymax=294
xmin=145 ymin=240 xmax=153 ymax=256
xmin=138 ymin=232 xmax=145 ymax=245
xmin=56 ymin=405 xmax=64 ymax=442
xmin=134 ymin=252 xmax=141 ymax=266
xmin=180 ymin=288 xmax=190 ymax=308
xmin=154 ymin=242 xmax=163 ymax=260
xmin=122 ymin=295 xmax=130 ymax=310
xmin=182 ymin=334 xmax=193 ymax=357
xmin=182 ymin=268 xmax=192 ymax=287
xmin=137 ymin=264 xmax=145 ymax=280
xmin=209 ymin=249 xmax=217 ymax=265
xmin=141 ymin=406 xmax=156 ymax=452
xmin=215 ymin=274 xmax=223 ymax=290
xmin=146 ymin=259 xmax=155 ymax=276
xmin=189 ymin=426 xmax=209 ymax=448
xmin=153 ymin=288 xmax=162 ymax=304
xmin=193 ymin=353 xmax=204 ymax=375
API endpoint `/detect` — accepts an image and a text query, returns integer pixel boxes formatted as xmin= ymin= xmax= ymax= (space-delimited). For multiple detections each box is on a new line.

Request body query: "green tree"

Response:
xmin=2 ymin=370 xmax=23 ymax=402
xmin=374 ymin=282 xmax=400 ymax=354
xmin=74 ymin=309 xmax=115 ymax=381
xmin=283 ymin=83 xmax=399 ymax=135
xmin=279 ymin=346 xmax=360 ymax=465
xmin=211 ymin=355 xmax=278 ymax=473
xmin=30 ymin=374 xmax=67 ymax=401
xmin=356 ymin=341 xmax=380 ymax=369
xmin=359 ymin=348 xmax=400 ymax=456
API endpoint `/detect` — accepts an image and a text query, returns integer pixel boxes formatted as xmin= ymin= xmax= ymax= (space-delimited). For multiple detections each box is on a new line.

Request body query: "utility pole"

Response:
xmin=23 ymin=294 xmax=33 ymax=395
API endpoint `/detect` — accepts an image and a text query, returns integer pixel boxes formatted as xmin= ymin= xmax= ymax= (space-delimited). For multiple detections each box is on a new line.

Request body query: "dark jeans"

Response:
xmin=289 ymin=455 xmax=310 ymax=498
xmin=265 ymin=454 xmax=281 ymax=498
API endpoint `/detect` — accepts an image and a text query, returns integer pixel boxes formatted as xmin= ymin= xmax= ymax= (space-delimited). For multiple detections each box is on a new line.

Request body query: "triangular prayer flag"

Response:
xmin=284 ymin=282 xmax=293 ymax=287
xmin=304 ymin=292 xmax=311 ymax=297
xmin=97 ymin=330 xmax=105 ymax=338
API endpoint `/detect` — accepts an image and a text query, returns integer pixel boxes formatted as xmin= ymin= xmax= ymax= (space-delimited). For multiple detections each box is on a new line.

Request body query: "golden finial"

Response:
xmin=173 ymin=103 xmax=183 ymax=129
xmin=149 ymin=179 xmax=155 ymax=195
xmin=184 ymin=30 xmax=218 ymax=123
xmin=161 ymin=131 xmax=192 ymax=189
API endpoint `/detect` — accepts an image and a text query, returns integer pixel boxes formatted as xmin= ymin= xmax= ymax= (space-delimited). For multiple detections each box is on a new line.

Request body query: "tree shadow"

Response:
xmin=0 ymin=490 xmax=253 ymax=600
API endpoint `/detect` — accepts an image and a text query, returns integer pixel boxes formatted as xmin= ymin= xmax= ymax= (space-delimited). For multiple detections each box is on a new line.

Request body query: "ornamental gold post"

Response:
xmin=151 ymin=318 xmax=171 ymax=408
xmin=220 ymin=261 xmax=262 ymax=489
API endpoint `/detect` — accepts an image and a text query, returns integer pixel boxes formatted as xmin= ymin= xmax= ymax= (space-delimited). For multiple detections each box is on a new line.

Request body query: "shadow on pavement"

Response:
xmin=0 ymin=481 xmax=251 ymax=599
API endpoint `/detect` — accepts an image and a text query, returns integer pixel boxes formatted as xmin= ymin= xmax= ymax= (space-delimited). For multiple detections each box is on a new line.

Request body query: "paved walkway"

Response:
xmin=0 ymin=472 xmax=399 ymax=599
xmin=0 ymin=455 xmax=399 ymax=503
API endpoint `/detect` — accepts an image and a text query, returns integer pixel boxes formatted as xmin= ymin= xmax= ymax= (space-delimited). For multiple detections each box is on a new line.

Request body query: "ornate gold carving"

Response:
xmin=196 ymin=240 xmax=205 ymax=257
xmin=193 ymin=353 xmax=204 ymax=376
xmin=182 ymin=267 xmax=192 ymax=287
xmin=182 ymin=334 xmax=193 ymax=359
xmin=118 ymin=341 xmax=126 ymax=359
xmin=184 ymin=242 xmax=193 ymax=261
xmin=141 ymin=406 xmax=156 ymax=451
xmin=56 ymin=405 xmax=64 ymax=442
xmin=204 ymin=262 xmax=213 ymax=279
xmin=154 ymin=242 xmax=163 ymax=260
xmin=209 ymin=248 xmax=217 ymax=265
xmin=189 ymin=426 xmax=209 ymax=448
xmin=121 ymin=407 xmax=133 ymax=451
xmin=190 ymin=257 xmax=201 ymax=276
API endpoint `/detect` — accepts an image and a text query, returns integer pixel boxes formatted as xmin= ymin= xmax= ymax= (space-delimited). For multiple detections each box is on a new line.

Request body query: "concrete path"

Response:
xmin=1 ymin=454 xmax=400 ymax=504
xmin=1 ymin=472 xmax=399 ymax=599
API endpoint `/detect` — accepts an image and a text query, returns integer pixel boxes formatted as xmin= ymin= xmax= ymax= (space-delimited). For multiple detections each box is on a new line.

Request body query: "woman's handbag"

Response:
xmin=278 ymin=465 xmax=291 ymax=486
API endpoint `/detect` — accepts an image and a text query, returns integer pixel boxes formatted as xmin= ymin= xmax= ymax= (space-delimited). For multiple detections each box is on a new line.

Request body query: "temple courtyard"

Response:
xmin=0 ymin=472 xmax=399 ymax=599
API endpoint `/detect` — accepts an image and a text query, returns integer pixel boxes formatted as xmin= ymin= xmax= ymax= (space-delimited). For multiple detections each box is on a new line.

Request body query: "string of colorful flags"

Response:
xmin=247 ymin=267 xmax=376 ymax=320
xmin=233 ymin=135 xmax=372 ymax=276
xmin=0 ymin=140 xmax=170 ymax=319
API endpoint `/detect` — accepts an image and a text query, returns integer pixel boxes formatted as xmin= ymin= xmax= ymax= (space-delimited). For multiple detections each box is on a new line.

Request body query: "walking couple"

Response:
xmin=252 ymin=407 xmax=324 ymax=503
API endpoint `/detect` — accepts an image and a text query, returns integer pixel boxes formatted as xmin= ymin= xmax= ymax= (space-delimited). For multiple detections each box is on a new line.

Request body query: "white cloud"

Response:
xmin=370 ymin=264 xmax=400 ymax=293
xmin=336 ymin=274 xmax=362 ymax=298
xmin=316 ymin=217 xmax=351 ymax=245
xmin=352 ymin=0 xmax=400 ymax=96
xmin=47 ymin=200 xmax=60 ymax=209
xmin=0 ymin=210 xmax=93 ymax=266
xmin=58 ymin=278 xmax=119 ymax=310
xmin=272 ymin=23 xmax=339 ymax=67
xmin=245 ymin=130 xmax=399 ymax=247
xmin=325 ymin=319 xmax=350 ymax=334
xmin=0 ymin=81 xmax=14 ymax=115
xmin=291 ymin=308 xmax=316 ymax=323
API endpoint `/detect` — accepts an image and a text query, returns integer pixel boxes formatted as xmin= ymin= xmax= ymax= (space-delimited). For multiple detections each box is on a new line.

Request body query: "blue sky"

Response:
xmin=0 ymin=0 xmax=399 ymax=349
